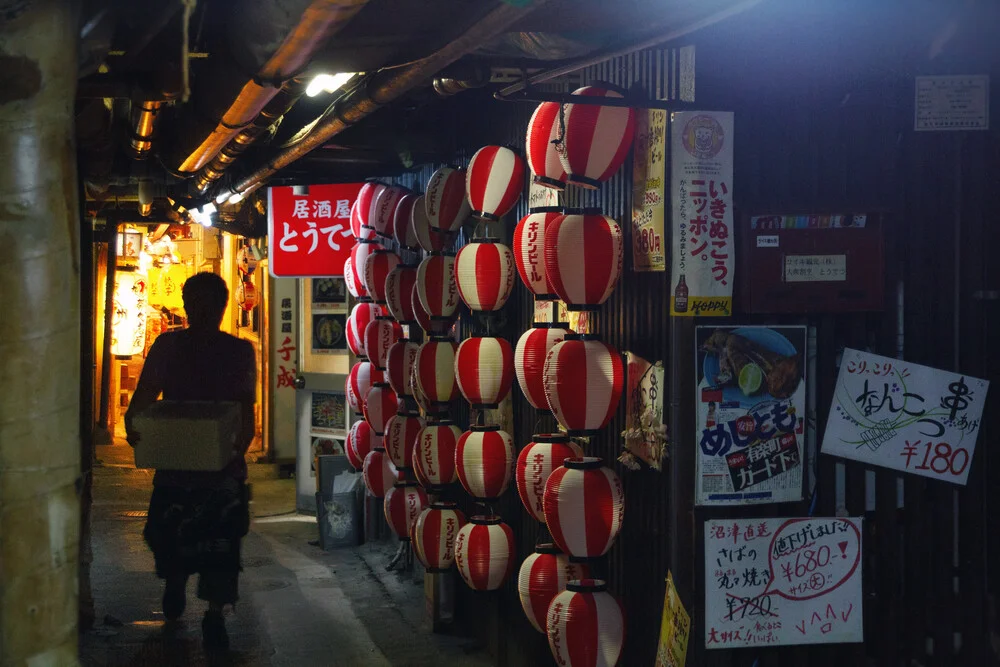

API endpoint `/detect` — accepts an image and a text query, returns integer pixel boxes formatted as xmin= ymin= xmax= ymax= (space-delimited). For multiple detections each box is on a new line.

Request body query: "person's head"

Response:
xmin=182 ymin=272 xmax=228 ymax=330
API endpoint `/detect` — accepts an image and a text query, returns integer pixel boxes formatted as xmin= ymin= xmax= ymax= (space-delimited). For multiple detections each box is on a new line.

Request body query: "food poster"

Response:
xmin=310 ymin=391 xmax=347 ymax=436
xmin=311 ymin=313 xmax=347 ymax=354
xmin=705 ymin=517 xmax=863 ymax=648
xmin=695 ymin=326 xmax=806 ymax=506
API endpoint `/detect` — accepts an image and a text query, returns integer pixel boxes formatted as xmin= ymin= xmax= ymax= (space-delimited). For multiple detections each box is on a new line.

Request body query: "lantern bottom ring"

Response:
xmin=566 ymin=174 xmax=602 ymax=190
xmin=469 ymin=403 xmax=501 ymax=410
xmin=563 ymin=303 xmax=603 ymax=312
xmin=531 ymin=293 xmax=560 ymax=302
xmin=471 ymin=210 xmax=499 ymax=222
xmin=567 ymin=554 xmax=606 ymax=564
xmin=373 ymin=379 xmax=390 ymax=386
xmin=425 ymin=567 xmax=451 ymax=574
xmin=563 ymin=429 xmax=601 ymax=438
xmin=531 ymin=175 xmax=566 ymax=191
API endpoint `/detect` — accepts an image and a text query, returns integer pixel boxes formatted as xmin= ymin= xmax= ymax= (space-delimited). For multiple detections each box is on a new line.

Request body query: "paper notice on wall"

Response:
xmin=631 ymin=109 xmax=667 ymax=272
xmin=705 ymin=517 xmax=864 ymax=649
xmin=821 ymin=349 xmax=988 ymax=485
xmin=669 ymin=111 xmax=734 ymax=316
xmin=655 ymin=571 xmax=690 ymax=667
xmin=528 ymin=180 xmax=561 ymax=209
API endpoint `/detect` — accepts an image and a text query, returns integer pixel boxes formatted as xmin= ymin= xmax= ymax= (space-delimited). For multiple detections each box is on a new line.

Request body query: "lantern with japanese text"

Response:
xmin=415 ymin=338 xmax=459 ymax=407
xmin=425 ymin=166 xmax=471 ymax=233
xmin=414 ymin=502 xmax=466 ymax=571
xmin=526 ymin=101 xmax=568 ymax=189
xmin=350 ymin=240 xmax=383 ymax=290
xmin=364 ymin=384 xmax=398 ymax=436
xmin=347 ymin=302 xmax=383 ymax=358
xmin=412 ymin=195 xmax=451 ymax=252
xmin=371 ymin=185 xmax=408 ymax=239
xmin=386 ymin=340 xmax=418 ymax=397
xmin=455 ymin=426 xmax=515 ymax=500
xmin=346 ymin=419 xmax=375 ymax=470
xmin=518 ymin=544 xmax=589 ymax=633
xmin=515 ymin=434 xmax=584 ymax=523
xmin=454 ymin=516 xmax=515 ymax=591
xmin=546 ymin=579 xmax=625 ymax=667
xmin=350 ymin=197 xmax=377 ymax=241
xmin=383 ymin=481 xmax=427 ymax=540
xmin=344 ymin=254 xmax=368 ymax=299
xmin=411 ymin=283 xmax=456 ymax=337
xmin=454 ymin=241 xmax=516 ymax=312
xmin=408 ymin=362 xmax=433 ymax=415
xmin=413 ymin=422 xmax=462 ymax=489
xmin=347 ymin=361 xmax=382 ymax=413
xmin=515 ymin=325 xmax=570 ymax=411
xmin=455 ymin=337 xmax=514 ymax=409
xmin=111 ymin=271 xmax=149 ymax=356
xmin=513 ymin=208 xmax=562 ymax=299
xmin=543 ymin=335 xmax=623 ymax=435
xmin=363 ymin=317 xmax=403 ymax=371
xmin=416 ymin=254 xmax=458 ymax=320
xmin=384 ymin=265 xmax=417 ymax=325
xmin=544 ymin=458 xmax=624 ymax=558
xmin=544 ymin=210 xmax=623 ymax=310
xmin=363 ymin=448 xmax=397 ymax=498
xmin=466 ymin=145 xmax=525 ymax=221
xmin=392 ymin=193 xmax=420 ymax=250
xmin=356 ymin=182 xmax=385 ymax=233
xmin=363 ymin=249 xmax=400 ymax=304
xmin=385 ymin=413 xmax=423 ymax=470
xmin=558 ymin=85 xmax=635 ymax=189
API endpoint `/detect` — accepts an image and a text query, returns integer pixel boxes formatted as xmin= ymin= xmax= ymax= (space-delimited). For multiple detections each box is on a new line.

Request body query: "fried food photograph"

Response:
xmin=702 ymin=329 xmax=801 ymax=399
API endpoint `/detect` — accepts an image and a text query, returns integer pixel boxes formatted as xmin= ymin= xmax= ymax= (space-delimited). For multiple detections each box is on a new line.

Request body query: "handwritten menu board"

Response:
xmin=705 ymin=517 xmax=863 ymax=649
xmin=821 ymin=349 xmax=989 ymax=485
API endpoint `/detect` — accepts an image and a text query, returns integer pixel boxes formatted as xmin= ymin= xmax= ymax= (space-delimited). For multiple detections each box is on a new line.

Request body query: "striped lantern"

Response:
xmin=383 ymin=481 xmax=428 ymax=540
xmin=415 ymin=338 xmax=459 ymax=407
xmin=392 ymin=193 xmax=420 ymax=250
xmin=513 ymin=208 xmax=563 ymax=299
xmin=347 ymin=361 xmax=382 ymax=413
xmin=345 ymin=420 xmax=375 ymax=471
xmin=411 ymin=282 xmax=456 ymax=337
xmin=356 ymin=182 xmax=386 ymax=233
xmin=416 ymin=254 xmax=458 ymax=320
xmin=515 ymin=325 xmax=570 ymax=411
xmin=544 ymin=457 xmax=624 ymax=558
xmin=413 ymin=422 xmax=462 ymax=488
xmin=344 ymin=254 xmax=368 ymax=299
xmin=362 ymin=448 xmax=397 ymax=498
xmin=455 ymin=426 xmax=515 ymax=500
xmin=411 ymin=195 xmax=451 ymax=252
xmin=453 ymin=516 xmax=515 ymax=591
xmin=454 ymin=241 xmax=516 ymax=312
xmin=346 ymin=317 xmax=363 ymax=357
xmin=384 ymin=265 xmax=418 ymax=325
xmin=408 ymin=353 xmax=432 ymax=414
xmin=414 ymin=502 xmax=466 ymax=571
xmin=466 ymin=145 xmax=525 ymax=221
xmin=350 ymin=240 xmax=383 ymax=291
xmin=363 ymin=249 xmax=400 ymax=304
xmin=363 ymin=318 xmax=402 ymax=371
xmin=518 ymin=544 xmax=590 ymax=633
xmin=410 ymin=516 xmax=422 ymax=563
xmin=386 ymin=340 xmax=418 ymax=397
xmin=558 ymin=85 xmax=636 ymax=189
xmin=455 ymin=337 xmax=514 ymax=409
xmin=363 ymin=384 xmax=398 ymax=436
xmin=547 ymin=579 xmax=625 ymax=667
xmin=515 ymin=434 xmax=584 ymax=523
xmin=526 ymin=101 xmax=568 ymax=189
xmin=544 ymin=209 xmax=623 ymax=310
xmin=350 ymin=199 xmax=372 ymax=241
xmin=372 ymin=184 xmax=409 ymax=239
xmin=347 ymin=302 xmax=383 ymax=358
xmin=385 ymin=413 xmax=424 ymax=470
xmin=424 ymin=166 xmax=471 ymax=233
xmin=543 ymin=335 xmax=624 ymax=435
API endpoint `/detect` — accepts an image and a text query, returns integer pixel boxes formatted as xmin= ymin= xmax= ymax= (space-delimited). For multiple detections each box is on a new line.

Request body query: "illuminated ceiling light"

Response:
xmin=201 ymin=203 xmax=217 ymax=216
xmin=305 ymin=72 xmax=355 ymax=98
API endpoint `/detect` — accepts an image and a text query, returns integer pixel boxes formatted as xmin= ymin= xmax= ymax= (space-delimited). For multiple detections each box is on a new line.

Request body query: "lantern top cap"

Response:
xmin=468 ymin=424 xmax=503 ymax=433
xmin=533 ymin=543 xmax=564 ymax=555
xmin=531 ymin=433 xmax=572 ymax=443
xmin=469 ymin=515 xmax=505 ymax=526
xmin=392 ymin=480 xmax=420 ymax=489
xmin=530 ymin=321 xmax=571 ymax=330
xmin=564 ymin=333 xmax=605 ymax=342
xmin=372 ymin=446 xmax=387 ymax=453
xmin=427 ymin=336 xmax=456 ymax=345
xmin=425 ymin=419 xmax=457 ymax=427
xmin=563 ymin=456 xmax=605 ymax=470
xmin=527 ymin=206 xmax=564 ymax=214
xmin=562 ymin=206 xmax=605 ymax=216
xmin=566 ymin=578 xmax=608 ymax=592
xmin=429 ymin=501 xmax=459 ymax=509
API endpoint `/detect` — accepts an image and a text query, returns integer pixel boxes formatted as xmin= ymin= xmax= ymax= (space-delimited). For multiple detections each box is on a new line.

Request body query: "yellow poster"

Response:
xmin=632 ymin=109 xmax=667 ymax=272
xmin=655 ymin=571 xmax=690 ymax=667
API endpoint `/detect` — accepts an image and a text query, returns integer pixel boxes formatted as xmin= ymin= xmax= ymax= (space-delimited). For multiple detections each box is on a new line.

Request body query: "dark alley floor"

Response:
xmin=80 ymin=444 xmax=493 ymax=667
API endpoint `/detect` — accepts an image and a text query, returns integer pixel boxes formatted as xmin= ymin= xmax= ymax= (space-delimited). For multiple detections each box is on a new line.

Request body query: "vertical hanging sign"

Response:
xmin=631 ymin=109 xmax=667 ymax=272
xmin=669 ymin=111 xmax=734 ymax=316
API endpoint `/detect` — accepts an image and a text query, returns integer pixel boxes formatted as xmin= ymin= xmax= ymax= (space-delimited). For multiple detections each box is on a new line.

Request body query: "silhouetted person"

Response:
xmin=125 ymin=272 xmax=256 ymax=652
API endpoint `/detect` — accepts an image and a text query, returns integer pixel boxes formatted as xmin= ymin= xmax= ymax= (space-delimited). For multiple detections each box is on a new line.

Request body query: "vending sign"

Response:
xmin=268 ymin=183 xmax=363 ymax=278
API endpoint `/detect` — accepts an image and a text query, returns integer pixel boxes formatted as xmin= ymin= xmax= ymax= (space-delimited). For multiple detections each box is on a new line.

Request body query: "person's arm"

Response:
xmin=235 ymin=341 xmax=257 ymax=456
xmin=124 ymin=337 xmax=167 ymax=446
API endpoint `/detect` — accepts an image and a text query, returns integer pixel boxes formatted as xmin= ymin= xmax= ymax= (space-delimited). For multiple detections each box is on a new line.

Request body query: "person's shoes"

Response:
xmin=202 ymin=610 xmax=229 ymax=652
xmin=162 ymin=577 xmax=186 ymax=621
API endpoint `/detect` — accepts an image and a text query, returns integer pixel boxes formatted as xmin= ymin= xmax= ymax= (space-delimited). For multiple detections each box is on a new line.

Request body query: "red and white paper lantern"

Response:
xmin=518 ymin=544 xmax=589 ymax=633
xmin=455 ymin=337 xmax=514 ymax=409
xmin=515 ymin=325 xmax=570 ymax=411
xmin=386 ymin=340 xmax=418 ymax=397
xmin=416 ymin=254 xmax=458 ymax=320
xmin=350 ymin=199 xmax=376 ymax=242
xmin=544 ymin=457 xmax=624 ymax=558
xmin=346 ymin=319 xmax=364 ymax=358
xmin=415 ymin=339 xmax=459 ymax=407
xmin=515 ymin=434 xmax=584 ymax=523
xmin=363 ymin=318 xmax=403 ymax=371
xmin=351 ymin=240 xmax=383 ymax=290
xmin=364 ymin=384 xmax=398 ymax=436
xmin=344 ymin=253 xmax=368 ymax=299
xmin=543 ymin=336 xmax=623 ymax=435
xmin=347 ymin=361 xmax=382 ymax=413
xmin=466 ymin=145 xmax=525 ymax=221
xmin=411 ymin=195 xmax=451 ymax=252
xmin=384 ymin=265 xmax=417 ymax=325
xmin=411 ymin=283 xmax=456 ymax=337
xmin=363 ymin=448 xmax=397 ymax=498
xmin=425 ymin=166 xmax=471 ymax=233
xmin=372 ymin=185 xmax=409 ymax=239
xmin=454 ymin=241 xmax=516 ymax=312
xmin=347 ymin=302 xmax=383 ymax=358
xmin=346 ymin=419 xmax=375 ymax=470
xmin=455 ymin=426 xmax=515 ymax=500
xmin=385 ymin=413 xmax=424 ymax=470
xmin=526 ymin=101 xmax=568 ymax=189
xmin=356 ymin=182 xmax=385 ymax=233
xmin=413 ymin=422 xmax=462 ymax=488
xmin=513 ymin=208 xmax=562 ymax=299
xmin=558 ymin=85 xmax=636 ymax=189
xmin=546 ymin=579 xmax=625 ymax=667
xmin=454 ymin=516 xmax=515 ymax=591
xmin=392 ymin=193 xmax=420 ymax=250
xmin=414 ymin=502 xmax=466 ymax=571
xmin=544 ymin=210 xmax=623 ymax=310
xmin=383 ymin=481 xmax=427 ymax=540
xmin=363 ymin=249 xmax=401 ymax=304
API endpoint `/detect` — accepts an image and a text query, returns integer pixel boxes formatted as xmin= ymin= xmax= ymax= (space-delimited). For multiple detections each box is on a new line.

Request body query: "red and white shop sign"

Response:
xmin=268 ymin=183 xmax=364 ymax=277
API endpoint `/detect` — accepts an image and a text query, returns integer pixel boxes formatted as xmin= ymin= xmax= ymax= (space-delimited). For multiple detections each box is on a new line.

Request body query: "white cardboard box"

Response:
xmin=132 ymin=400 xmax=241 ymax=471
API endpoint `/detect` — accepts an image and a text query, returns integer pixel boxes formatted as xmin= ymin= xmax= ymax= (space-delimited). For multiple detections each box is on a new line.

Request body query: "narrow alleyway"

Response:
xmin=80 ymin=444 xmax=492 ymax=667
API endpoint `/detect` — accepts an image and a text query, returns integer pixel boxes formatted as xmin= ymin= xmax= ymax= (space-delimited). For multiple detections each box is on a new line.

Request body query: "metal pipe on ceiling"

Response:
xmin=231 ymin=0 xmax=551 ymax=197
xmin=129 ymin=99 xmax=163 ymax=158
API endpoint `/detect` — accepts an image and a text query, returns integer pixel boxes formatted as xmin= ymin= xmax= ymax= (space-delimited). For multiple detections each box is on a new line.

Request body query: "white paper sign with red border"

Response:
xmin=268 ymin=183 xmax=363 ymax=277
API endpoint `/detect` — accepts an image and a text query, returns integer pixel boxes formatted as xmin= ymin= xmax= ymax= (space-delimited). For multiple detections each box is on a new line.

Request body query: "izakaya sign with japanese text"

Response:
xmin=670 ymin=111 xmax=734 ymax=316
xmin=705 ymin=517 xmax=863 ymax=649
xmin=268 ymin=183 xmax=362 ymax=278
xmin=632 ymin=108 xmax=667 ymax=272
xmin=821 ymin=349 xmax=989 ymax=485
xmin=696 ymin=326 xmax=806 ymax=506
